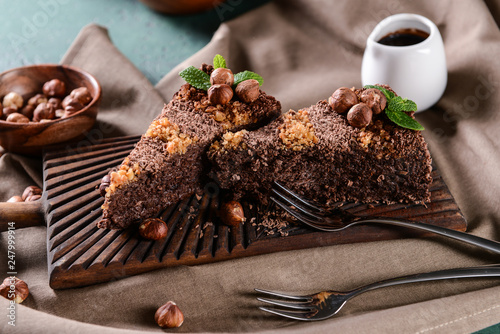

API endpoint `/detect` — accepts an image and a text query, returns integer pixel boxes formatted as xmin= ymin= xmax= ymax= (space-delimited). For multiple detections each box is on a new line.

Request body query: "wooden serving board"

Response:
xmin=33 ymin=136 xmax=466 ymax=289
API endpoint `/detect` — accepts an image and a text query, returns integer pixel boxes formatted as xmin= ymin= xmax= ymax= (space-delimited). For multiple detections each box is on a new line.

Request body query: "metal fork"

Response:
xmin=256 ymin=265 xmax=500 ymax=321
xmin=271 ymin=182 xmax=500 ymax=255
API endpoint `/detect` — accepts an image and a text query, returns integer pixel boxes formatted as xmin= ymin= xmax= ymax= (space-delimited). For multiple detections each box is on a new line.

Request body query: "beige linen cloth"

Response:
xmin=2 ymin=0 xmax=500 ymax=332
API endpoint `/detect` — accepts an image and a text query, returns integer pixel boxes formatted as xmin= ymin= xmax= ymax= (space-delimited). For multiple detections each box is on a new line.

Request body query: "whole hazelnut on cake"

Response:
xmin=235 ymin=79 xmax=260 ymax=103
xmin=210 ymin=68 xmax=234 ymax=86
xmin=347 ymin=103 xmax=372 ymax=128
xmin=360 ymin=88 xmax=387 ymax=115
xmin=6 ymin=113 xmax=30 ymax=123
xmin=329 ymin=87 xmax=358 ymax=114
xmin=155 ymin=301 xmax=184 ymax=328
xmin=3 ymin=92 xmax=24 ymax=109
xmin=208 ymin=84 xmax=233 ymax=105
xmin=0 ymin=277 xmax=29 ymax=303
xmin=43 ymin=79 xmax=66 ymax=97
xmin=33 ymin=102 xmax=56 ymax=122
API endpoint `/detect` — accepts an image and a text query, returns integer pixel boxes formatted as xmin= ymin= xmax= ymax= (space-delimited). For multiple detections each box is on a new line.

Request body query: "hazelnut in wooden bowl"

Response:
xmin=0 ymin=64 xmax=101 ymax=155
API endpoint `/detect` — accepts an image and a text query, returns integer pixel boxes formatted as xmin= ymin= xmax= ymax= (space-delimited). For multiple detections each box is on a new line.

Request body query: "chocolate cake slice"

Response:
xmin=208 ymin=87 xmax=432 ymax=206
xmin=98 ymin=63 xmax=281 ymax=229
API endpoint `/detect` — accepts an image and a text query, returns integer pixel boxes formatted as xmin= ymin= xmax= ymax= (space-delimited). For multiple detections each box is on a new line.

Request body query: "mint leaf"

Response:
xmin=363 ymin=84 xmax=395 ymax=100
xmin=234 ymin=71 xmax=264 ymax=86
xmin=213 ymin=54 xmax=226 ymax=69
xmin=388 ymin=96 xmax=418 ymax=113
xmin=179 ymin=66 xmax=211 ymax=91
xmin=385 ymin=108 xmax=424 ymax=131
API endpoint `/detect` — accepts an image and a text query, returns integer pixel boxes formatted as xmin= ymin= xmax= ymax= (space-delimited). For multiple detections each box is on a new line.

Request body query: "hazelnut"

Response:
xmin=0 ymin=277 xmax=29 ymax=304
xmin=28 ymin=93 xmax=48 ymax=106
xmin=43 ymin=79 xmax=66 ymax=97
xmin=210 ymin=68 xmax=234 ymax=86
xmin=3 ymin=92 xmax=24 ymax=109
xmin=6 ymin=113 xmax=30 ymax=123
xmin=61 ymin=95 xmax=72 ymax=109
xmin=347 ymin=103 xmax=373 ymax=128
xmin=70 ymin=87 xmax=92 ymax=105
xmin=155 ymin=301 xmax=184 ymax=328
xmin=47 ymin=97 xmax=62 ymax=110
xmin=138 ymin=218 xmax=168 ymax=240
xmin=235 ymin=79 xmax=260 ymax=103
xmin=25 ymin=194 xmax=42 ymax=202
xmin=64 ymin=99 xmax=84 ymax=114
xmin=22 ymin=186 xmax=42 ymax=201
xmin=208 ymin=84 xmax=233 ymax=105
xmin=99 ymin=175 xmax=110 ymax=197
xmin=33 ymin=102 xmax=56 ymax=122
xmin=7 ymin=196 xmax=23 ymax=203
xmin=219 ymin=200 xmax=246 ymax=226
xmin=359 ymin=88 xmax=387 ymax=115
xmin=328 ymin=87 xmax=358 ymax=114
xmin=21 ymin=104 xmax=35 ymax=119
xmin=3 ymin=106 xmax=18 ymax=119
xmin=55 ymin=109 xmax=65 ymax=118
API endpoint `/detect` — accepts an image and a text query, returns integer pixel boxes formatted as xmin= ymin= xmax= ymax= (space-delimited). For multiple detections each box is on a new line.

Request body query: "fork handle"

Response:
xmin=350 ymin=265 xmax=500 ymax=297
xmin=356 ymin=218 xmax=500 ymax=255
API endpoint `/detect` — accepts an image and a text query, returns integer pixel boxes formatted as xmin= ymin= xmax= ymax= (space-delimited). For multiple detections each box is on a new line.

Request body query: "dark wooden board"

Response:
xmin=42 ymin=136 xmax=466 ymax=289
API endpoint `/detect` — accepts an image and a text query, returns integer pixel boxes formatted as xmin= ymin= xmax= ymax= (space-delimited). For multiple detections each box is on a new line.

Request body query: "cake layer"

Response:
xmin=208 ymin=99 xmax=432 ymax=206
xmin=99 ymin=65 xmax=281 ymax=229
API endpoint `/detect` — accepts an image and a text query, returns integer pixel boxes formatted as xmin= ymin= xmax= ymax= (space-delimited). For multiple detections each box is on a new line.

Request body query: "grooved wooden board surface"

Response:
xmin=43 ymin=136 xmax=467 ymax=289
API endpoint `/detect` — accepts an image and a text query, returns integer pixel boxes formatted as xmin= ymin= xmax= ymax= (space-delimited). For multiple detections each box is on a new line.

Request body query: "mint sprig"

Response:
xmin=363 ymin=85 xmax=424 ymax=131
xmin=179 ymin=54 xmax=264 ymax=92
xmin=233 ymin=70 xmax=264 ymax=86
xmin=179 ymin=66 xmax=211 ymax=90
xmin=213 ymin=54 xmax=226 ymax=69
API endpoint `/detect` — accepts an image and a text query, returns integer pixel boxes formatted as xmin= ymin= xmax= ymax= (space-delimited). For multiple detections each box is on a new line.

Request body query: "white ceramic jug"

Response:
xmin=361 ymin=14 xmax=447 ymax=112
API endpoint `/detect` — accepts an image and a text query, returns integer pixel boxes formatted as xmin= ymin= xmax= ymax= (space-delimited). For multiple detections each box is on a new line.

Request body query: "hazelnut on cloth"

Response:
xmin=155 ymin=301 xmax=184 ymax=328
xmin=0 ymin=277 xmax=29 ymax=303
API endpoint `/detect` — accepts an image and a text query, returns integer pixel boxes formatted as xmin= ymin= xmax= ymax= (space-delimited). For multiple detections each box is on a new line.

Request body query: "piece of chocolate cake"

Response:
xmin=208 ymin=87 xmax=432 ymax=206
xmin=98 ymin=63 xmax=281 ymax=229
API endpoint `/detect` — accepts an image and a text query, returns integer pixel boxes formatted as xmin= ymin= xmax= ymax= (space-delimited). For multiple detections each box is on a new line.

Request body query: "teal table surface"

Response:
xmin=0 ymin=0 xmax=269 ymax=85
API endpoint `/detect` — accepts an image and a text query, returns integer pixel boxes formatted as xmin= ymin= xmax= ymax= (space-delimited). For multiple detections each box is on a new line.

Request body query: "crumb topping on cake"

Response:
xmin=209 ymin=130 xmax=249 ymax=152
xmin=145 ymin=117 xmax=198 ymax=154
xmin=175 ymin=83 xmax=264 ymax=130
xmin=356 ymin=119 xmax=399 ymax=159
xmin=103 ymin=157 xmax=141 ymax=202
xmin=279 ymin=109 xmax=318 ymax=151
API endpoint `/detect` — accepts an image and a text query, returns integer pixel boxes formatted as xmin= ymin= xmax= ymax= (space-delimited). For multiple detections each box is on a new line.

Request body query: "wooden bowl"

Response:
xmin=139 ymin=0 xmax=225 ymax=15
xmin=0 ymin=64 xmax=101 ymax=155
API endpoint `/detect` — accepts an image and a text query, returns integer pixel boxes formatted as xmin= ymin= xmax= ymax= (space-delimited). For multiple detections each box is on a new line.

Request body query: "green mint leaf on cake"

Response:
xmin=179 ymin=66 xmax=211 ymax=91
xmin=385 ymin=108 xmax=425 ymax=131
xmin=363 ymin=84 xmax=395 ymax=100
xmin=233 ymin=71 xmax=264 ymax=87
xmin=388 ymin=96 xmax=417 ymax=113
xmin=213 ymin=54 xmax=227 ymax=69
xmin=364 ymin=84 xmax=423 ymax=131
